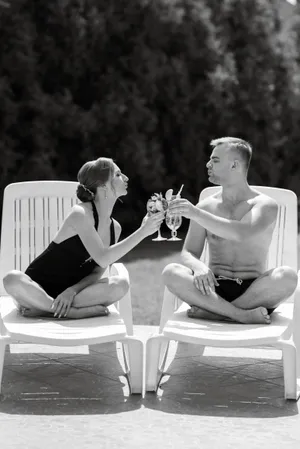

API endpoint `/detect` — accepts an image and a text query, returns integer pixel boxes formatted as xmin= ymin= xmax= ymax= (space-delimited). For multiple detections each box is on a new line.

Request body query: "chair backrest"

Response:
xmin=199 ymin=186 xmax=298 ymax=272
xmin=0 ymin=181 xmax=79 ymax=295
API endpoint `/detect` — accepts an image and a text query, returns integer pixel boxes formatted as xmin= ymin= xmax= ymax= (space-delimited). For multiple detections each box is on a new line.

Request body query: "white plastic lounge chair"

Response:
xmin=146 ymin=186 xmax=300 ymax=400
xmin=0 ymin=181 xmax=143 ymax=394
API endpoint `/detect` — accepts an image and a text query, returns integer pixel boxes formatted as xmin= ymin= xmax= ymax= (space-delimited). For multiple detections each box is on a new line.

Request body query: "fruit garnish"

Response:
xmin=161 ymin=198 xmax=168 ymax=211
xmin=148 ymin=192 xmax=169 ymax=214
xmin=165 ymin=189 xmax=173 ymax=201
xmin=156 ymin=201 xmax=163 ymax=211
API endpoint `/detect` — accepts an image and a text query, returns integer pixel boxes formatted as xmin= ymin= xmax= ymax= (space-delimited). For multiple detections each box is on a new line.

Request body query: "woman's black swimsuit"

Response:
xmin=25 ymin=201 xmax=116 ymax=298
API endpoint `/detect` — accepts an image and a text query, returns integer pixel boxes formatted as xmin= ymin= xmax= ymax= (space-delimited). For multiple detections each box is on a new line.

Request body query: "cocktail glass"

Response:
xmin=146 ymin=193 xmax=168 ymax=241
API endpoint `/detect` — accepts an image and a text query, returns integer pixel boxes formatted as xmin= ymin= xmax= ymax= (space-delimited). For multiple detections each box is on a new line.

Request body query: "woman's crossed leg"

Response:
xmin=3 ymin=270 xmax=129 ymax=319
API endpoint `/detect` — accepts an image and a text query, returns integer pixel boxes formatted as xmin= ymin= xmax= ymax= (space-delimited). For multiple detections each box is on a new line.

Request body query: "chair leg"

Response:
xmin=157 ymin=339 xmax=181 ymax=376
xmin=0 ymin=341 xmax=7 ymax=395
xmin=145 ymin=335 xmax=169 ymax=392
xmin=282 ymin=340 xmax=300 ymax=401
xmin=121 ymin=337 xmax=144 ymax=395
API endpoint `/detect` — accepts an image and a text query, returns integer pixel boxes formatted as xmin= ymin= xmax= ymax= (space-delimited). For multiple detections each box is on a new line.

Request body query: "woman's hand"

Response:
xmin=51 ymin=287 xmax=77 ymax=318
xmin=193 ymin=267 xmax=219 ymax=295
xmin=141 ymin=211 xmax=165 ymax=237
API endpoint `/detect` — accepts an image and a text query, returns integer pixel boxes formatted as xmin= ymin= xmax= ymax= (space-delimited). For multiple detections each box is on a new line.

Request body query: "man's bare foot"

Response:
xmin=240 ymin=307 xmax=271 ymax=325
xmin=187 ymin=306 xmax=225 ymax=321
xmin=187 ymin=305 xmax=271 ymax=325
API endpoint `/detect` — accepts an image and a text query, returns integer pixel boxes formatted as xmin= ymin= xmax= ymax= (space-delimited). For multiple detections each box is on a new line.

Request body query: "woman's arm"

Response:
xmin=71 ymin=205 xmax=164 ymax=268
xmin=60 ymin=220 xmax=121 ymax=297
xmin=51 ymin=220 xmax=122 ymax=317
xmin=56 ymin=220 xmax=121 ymax=300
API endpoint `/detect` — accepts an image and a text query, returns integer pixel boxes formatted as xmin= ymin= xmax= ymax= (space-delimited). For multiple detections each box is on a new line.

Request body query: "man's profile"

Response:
xmin=164 ymin=137 xmax=298 ymax=324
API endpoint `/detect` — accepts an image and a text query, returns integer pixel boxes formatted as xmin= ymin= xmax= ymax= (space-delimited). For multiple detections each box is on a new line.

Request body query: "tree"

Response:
xmin=207 ymin=0 xmax=300 ymax=191
xmin=0 ymin=0 xmax=299 ymax=233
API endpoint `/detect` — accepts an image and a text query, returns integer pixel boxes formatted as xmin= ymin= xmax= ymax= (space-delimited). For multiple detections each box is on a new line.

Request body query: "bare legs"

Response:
xmin=68 ymin=276 xmax=129 ymax=319
xmin=3 ymin=270 xmax=129 ymax=319
xmin=231 ymin=266 xmax=298 ymax=310
xmin=162 ymin=263 xmax=298 ymax=324
xmin=187 ymin=266 xmax=298 ymax=322
xmin=72 ymin=276 xmax=129 ymax=308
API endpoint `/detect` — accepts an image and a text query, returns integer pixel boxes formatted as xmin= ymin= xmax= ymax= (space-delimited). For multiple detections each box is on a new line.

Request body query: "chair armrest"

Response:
xmin=110 ymin=263 xmax=133 ymax=336
xmin=159 ymin=287 xmax=183 ymax=333
xmin=292 ymin=270 xmax=300 ymax=362
xmin=0 ymin=296 xmax=9 ymax=339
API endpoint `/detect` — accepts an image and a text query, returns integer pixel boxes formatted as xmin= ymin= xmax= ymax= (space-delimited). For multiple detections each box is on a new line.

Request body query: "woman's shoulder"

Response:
xmin=68 ymin=203 xmax=93 ymax=226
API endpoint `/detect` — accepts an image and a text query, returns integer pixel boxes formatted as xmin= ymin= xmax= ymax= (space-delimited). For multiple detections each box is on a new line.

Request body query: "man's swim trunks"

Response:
xmin=215 ymin=276 xmax=276 ymax=315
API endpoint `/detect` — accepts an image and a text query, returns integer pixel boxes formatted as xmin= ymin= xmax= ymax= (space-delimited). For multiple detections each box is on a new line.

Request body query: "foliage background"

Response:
xmin=1 ymin=0 xmax=299 ymax=235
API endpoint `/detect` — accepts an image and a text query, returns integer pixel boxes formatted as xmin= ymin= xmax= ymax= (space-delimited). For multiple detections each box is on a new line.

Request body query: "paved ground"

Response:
xmin=0 ymin=325 xmax=299 ymax=449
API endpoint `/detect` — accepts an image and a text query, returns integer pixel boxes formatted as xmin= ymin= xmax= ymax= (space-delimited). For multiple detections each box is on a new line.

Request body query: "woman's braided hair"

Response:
xmin=76 ymin=157 xmax=115 ymax=202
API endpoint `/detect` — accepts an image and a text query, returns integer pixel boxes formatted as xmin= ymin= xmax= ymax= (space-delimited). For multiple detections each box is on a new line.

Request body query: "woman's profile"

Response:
xmin=3 ymin=158 xmax=164 ymax=319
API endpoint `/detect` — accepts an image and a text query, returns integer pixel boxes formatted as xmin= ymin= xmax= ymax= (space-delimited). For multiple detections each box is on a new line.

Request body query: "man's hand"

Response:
xmin=193 ymin=267 xmax=219 ymax=295
xmin=168 ymin=198 xmax=195 ymax=220
xmin=51 ymin=288 xmax=77 ymax=318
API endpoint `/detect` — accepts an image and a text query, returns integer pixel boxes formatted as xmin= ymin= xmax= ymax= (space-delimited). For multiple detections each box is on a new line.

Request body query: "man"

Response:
xmin=163 ymin=137 xmax=298 ymax=324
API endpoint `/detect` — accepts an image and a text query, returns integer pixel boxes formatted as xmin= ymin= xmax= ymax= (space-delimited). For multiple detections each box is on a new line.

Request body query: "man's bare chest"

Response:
xmin=213 ymin=201 xmax=253 ymax=220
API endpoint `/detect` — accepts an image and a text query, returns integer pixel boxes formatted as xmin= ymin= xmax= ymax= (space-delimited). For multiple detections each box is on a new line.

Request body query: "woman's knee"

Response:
xmin=3 ymin=270 xmax=24 ymax=294
xmin=111 ymin=275 xmax=130 ymax=299
xmin=273 ymin=266 xmax=298 ymax=295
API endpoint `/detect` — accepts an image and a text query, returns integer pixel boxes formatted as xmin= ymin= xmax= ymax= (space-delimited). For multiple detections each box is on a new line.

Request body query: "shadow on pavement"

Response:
xmin=144 ymin=388 xmax=299 ymax=419
xmin=1 ymin=342 xmax=299 ymax=419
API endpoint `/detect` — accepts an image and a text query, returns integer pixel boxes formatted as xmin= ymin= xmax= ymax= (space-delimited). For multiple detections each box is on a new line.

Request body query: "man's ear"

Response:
xmin=232 ymin=159 xmax=240 ymax=170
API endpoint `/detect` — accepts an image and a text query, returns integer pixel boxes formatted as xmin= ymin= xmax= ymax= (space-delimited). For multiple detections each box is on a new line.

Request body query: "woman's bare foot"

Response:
xmin=19 ymin=306 xmax=53 ymax=318
xmin=19 ymin=305 xmax=109 ymax=320
xmin=239 ymin=307 xmax=271 ymax=325
xmin=67 ymin=305 xmax=109 ymax=319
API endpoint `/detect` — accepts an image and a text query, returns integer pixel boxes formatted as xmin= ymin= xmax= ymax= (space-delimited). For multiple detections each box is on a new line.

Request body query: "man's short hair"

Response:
xmin=210 ymin=137 xmax=252 ymax=172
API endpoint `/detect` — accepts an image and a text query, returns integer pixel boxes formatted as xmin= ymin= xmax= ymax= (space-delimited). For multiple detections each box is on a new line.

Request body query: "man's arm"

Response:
xmin=181 ymin=211 xmax=220 ymax=294
xmin=181 ymin=218 xmax=208 ymax=272
xmin=170 ymin=196 xmax=278 ymax=242
xmin=190 ymin=199 xmax=278 ymax=242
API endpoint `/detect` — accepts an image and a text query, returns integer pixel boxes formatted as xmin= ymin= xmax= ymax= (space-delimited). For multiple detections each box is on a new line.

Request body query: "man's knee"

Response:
xmin=162 ymin=263 xmax=186 ymax=288
xmin=3 ymin=270 xmax=23 ymax=294
xmin=273 ymin=266 xmax=298 ymax=295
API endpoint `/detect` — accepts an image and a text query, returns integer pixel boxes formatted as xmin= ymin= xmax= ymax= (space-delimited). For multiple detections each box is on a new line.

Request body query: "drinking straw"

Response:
xmin=176 ymin=184 xmax=184 ymax=198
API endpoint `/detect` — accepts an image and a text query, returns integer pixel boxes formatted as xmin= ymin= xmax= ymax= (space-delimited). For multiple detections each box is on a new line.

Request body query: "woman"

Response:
xmin=3 ymin=157 xmax=164 ymax=319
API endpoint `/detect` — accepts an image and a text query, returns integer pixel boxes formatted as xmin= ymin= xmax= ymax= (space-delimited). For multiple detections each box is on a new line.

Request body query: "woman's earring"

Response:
xmin=104 ymin=187 xmax=107 ymax=199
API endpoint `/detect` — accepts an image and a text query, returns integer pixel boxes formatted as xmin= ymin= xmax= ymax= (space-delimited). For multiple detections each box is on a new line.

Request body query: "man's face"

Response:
xmin=206 ymin=144 xmax=234 ymax=185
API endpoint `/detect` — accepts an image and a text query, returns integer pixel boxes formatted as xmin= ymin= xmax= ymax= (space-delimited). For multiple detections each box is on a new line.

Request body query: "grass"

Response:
xmin=120 ymin=235 xmax=183 ymax=325
xmin=121 ymin=234 xmax=300 ymax=326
